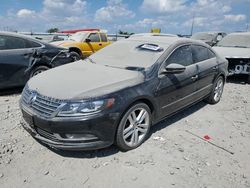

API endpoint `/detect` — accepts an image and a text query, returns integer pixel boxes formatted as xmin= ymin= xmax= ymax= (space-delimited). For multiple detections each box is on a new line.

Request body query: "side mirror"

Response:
xmin=163 ymin=63 xmax=186 ymax=74
xmin=85 ymin=38 xmax=91 ymax=43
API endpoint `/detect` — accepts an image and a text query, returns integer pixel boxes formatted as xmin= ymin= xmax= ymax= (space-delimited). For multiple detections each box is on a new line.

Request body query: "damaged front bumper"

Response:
xmin=227 ymin=58 xmax=250 ymax=76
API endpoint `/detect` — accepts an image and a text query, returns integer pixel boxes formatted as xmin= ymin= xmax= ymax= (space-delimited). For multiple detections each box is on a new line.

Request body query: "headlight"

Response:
xmin=57 ymin=98 xmax=115 ymax=117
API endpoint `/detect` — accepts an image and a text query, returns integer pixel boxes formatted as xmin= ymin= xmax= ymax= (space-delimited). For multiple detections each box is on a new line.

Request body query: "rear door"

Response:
xmin=192 ymin=45 xmax=218 ymax=98
xmin=0 ymin=35 xmax=34 ymax=89
xmin=156 ymin=45 xmax=199 ymax=118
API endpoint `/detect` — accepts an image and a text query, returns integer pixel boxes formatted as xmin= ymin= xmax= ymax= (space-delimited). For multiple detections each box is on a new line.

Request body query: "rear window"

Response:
xmin=28 ymin=40 xmax=42 ymax=48
xmin=100 ymin=33 xmax=107 ymax=42
xmin=192 ymin=45 xmax=215 ymax=63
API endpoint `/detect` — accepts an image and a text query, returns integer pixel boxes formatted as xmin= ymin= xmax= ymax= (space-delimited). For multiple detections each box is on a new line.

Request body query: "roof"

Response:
xmin=127 ymin=35 xmax=205 ymax=47
xmin=227 ymin=32 xmax=250 ymax=36
xmin=0 ymin=31 xmax=59 ymax=47
xmin=130 ymin=33 xmax=178 ymax=38
xmin=0 ymin=31 xmax=44 ymax=42
xmin=90 ymin=35 xmax=209 ymax=69
xmin=193 ymin=31 xmax=226 ymax=34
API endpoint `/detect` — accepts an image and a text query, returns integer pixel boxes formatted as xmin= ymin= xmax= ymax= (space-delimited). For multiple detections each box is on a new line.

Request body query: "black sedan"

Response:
xmin=20 ymin=35 xmax=228 ymax=151
xmin=0 ymin=32 xmax=80 ymax=90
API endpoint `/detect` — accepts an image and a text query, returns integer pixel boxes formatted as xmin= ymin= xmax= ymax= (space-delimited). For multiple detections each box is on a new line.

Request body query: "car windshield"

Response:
xmin=88 ymin=40 xmax=168 ymax=70
xmin=191 ymin=33 xmax=216 ymax=41
xmin=216 ymin=34 xmax=250 ymax=48
xmin=68 ymin=32 xmax=88 ymax=42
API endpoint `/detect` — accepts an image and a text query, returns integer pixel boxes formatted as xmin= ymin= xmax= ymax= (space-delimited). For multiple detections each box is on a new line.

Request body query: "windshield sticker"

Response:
xmin=138 ymin=44 xmax=163 ymax=52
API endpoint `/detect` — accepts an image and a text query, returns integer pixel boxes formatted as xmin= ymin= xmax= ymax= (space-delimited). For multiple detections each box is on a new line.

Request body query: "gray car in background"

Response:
xmin=213 ymin=32 xmax=250 ymax=83
xmin=191 ymin=32 xmax=227 ymax=46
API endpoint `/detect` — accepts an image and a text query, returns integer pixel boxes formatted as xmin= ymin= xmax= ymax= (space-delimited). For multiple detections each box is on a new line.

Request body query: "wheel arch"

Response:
xmin=117 ymin=96 xmax=157 ymax=128
xmin=69 ymin=47 xmax=83 ymax=58
xmin=214 ymin=72 xmax=226 ymax=83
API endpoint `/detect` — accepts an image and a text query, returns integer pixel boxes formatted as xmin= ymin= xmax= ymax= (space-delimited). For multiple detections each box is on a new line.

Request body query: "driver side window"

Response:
xmin=165 ymin=45 xmax=193 ymax=67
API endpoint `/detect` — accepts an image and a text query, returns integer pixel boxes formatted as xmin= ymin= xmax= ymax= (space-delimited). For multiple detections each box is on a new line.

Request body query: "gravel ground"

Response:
xmin=0 ymin=81 xmax=250 ymax=188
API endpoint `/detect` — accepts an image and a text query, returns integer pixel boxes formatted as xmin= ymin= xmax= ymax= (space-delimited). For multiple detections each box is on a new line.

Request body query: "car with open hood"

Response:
xmin=0 ymin=32 xmax=79 ymax=90
xmin=20 ymin=35 xmax=228 ymax=151
xmin=213 ymin=32 xmax=250 ymax=83
xmin=191 ymin=32 xmax=226 ymax=46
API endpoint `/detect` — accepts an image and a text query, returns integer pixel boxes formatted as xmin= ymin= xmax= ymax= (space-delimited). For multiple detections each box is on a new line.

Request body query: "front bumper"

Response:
xmin=20 ymin=106 xmax=120 ymax=150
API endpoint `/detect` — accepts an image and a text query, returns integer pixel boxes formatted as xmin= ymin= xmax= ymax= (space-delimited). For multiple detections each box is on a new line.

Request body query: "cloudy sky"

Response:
xmin=0 ymin=0 xmax=249 ymax=34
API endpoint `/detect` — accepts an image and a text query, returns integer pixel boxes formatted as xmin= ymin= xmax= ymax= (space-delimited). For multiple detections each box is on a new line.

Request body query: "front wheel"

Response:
xmin=205 ymin=76 xmax=224 ymax=104
xmin=30 ymin=66 xmax=49 ymax=78
xmin=116 ymin=103 xmax=152 ymax=151
xmin=70 ymin=51 xmax=81 ymax=61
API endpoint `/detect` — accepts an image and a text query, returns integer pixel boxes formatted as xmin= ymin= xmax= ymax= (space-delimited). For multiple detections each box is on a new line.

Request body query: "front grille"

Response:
xmin=22 ymin=86 xmax=64 ymax=118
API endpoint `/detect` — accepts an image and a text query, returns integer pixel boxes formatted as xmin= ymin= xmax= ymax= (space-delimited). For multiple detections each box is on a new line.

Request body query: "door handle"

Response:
xmin=99 ymin=43 xmax=102 ymax=46
xmin=191 ymin=75 xmax=198 ymax=80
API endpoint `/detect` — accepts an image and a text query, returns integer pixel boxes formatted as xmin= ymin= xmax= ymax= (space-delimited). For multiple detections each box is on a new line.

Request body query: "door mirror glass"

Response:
xmin=163 ymin=63 xmax=186 ymax=74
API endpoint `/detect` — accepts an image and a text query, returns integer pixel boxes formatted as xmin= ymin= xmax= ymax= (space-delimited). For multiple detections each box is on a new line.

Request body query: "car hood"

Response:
xmin=27 ymin=60 xmax=144 ymax=100
xmin=213 ymin=46 xmax=250 ymax=59
xmin=50 ymin=40 xmax=77 ymax=47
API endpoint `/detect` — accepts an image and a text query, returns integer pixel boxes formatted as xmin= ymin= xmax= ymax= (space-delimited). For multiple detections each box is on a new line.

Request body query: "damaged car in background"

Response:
xmin=0 ymin=32 xmax=80 ymax=90
xmin=213 ymin=32 xmax=250 ymax=83
xmin=191 ymin=32 xmax=226 ymax=46
xmin=20 ymin=35 xmax=228 ymax=151
xmin=51 ymin=30 xmax=111 ymax=58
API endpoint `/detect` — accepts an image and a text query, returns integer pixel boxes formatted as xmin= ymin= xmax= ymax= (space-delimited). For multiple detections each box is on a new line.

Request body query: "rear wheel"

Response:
xmin=30 ymin=66 xmax=49 ymax=78
xmin=116 ymin=103 xmax=152 ymax=151
xmin=205 ymin=76 xmax=224 ymax=104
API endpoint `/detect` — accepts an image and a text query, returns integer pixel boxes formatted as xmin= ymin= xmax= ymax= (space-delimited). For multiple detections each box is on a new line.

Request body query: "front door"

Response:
xmin=155 ymin=45 xmax=198 ymax=119
xmin=82 ymin=33 xmax=102 ymax=56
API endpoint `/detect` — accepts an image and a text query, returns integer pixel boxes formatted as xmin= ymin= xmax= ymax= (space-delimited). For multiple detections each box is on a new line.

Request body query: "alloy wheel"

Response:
xmin=213 ymin=78 xmax=224 ymax=102
xmin=122 ymin=108 xmax=150 ymax=147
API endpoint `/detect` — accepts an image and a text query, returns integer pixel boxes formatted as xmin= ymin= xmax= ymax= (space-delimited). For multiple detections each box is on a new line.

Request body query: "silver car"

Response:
xmin=213 ymin=32 xmax=250 ymax=83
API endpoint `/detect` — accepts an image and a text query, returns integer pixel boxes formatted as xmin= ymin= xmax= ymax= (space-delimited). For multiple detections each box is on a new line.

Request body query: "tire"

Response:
xmin=116 ymin=103 xmax=152 ymax=151
xmin=70 ymin=51 xmax=81 ymax=61
xmin=205 ymin=76 xmax=224 ymax=104
xmin=30 ymin=66 xmax=49 ymax=78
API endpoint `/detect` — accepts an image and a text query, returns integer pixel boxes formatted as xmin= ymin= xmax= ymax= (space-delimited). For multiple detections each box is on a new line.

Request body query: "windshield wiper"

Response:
xmin=125 ymin=66 xmax=145 ymax=71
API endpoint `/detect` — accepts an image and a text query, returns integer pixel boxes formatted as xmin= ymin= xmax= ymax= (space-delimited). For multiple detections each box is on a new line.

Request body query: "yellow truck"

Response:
xmin=51 ymin=31 xmax=111 ymax=59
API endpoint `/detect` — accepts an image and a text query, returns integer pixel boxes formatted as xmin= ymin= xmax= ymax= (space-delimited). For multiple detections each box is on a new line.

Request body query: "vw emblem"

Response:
xmin=28 ymin=91 xmax=37 ymax=105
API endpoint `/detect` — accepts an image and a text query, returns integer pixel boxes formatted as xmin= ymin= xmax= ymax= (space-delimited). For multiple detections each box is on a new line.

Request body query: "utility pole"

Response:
xmin=190 ymin=14 xmax=195 ymax=36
